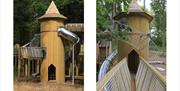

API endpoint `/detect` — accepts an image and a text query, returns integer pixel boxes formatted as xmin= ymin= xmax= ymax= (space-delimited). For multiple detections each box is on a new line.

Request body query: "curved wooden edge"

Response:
xmin=140 ymin=57 xmax=166 ymax=85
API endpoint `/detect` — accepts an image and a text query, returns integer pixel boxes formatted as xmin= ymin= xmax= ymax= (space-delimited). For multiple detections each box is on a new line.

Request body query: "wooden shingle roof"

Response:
xmin=39 ymin=1 xmax=67 ymax=20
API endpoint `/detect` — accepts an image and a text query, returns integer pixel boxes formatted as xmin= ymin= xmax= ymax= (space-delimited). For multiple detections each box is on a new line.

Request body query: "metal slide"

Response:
xmin=57 ymin=27 xmax=80 ymax=85
xmin=98 ymin=49 xmax=118 ymax=80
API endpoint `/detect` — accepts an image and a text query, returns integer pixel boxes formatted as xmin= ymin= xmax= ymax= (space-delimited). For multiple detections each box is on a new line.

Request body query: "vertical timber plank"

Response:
xmin=27 ymin=59 xmax=31 ymax=80
xmin=37 ymin=59 xmax=39 ymax=73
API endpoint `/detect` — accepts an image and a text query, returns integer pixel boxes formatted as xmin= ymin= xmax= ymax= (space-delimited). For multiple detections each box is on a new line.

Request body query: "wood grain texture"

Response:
xmin=40 ymin=19 xmax=65 ymax=83
xmin=118 ymin=15 xmax=150 ymax=61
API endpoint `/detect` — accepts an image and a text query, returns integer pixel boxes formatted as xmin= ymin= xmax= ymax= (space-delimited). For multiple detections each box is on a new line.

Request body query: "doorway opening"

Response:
xmin=48 ymin=64 xmax=56 ymax=80
xmin=128 ymin=50 xmax=139 ymax=74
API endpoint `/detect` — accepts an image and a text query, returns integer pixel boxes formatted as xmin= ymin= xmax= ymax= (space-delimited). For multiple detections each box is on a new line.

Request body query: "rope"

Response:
xmin=100 ymin=20 xmax=164 ymax=53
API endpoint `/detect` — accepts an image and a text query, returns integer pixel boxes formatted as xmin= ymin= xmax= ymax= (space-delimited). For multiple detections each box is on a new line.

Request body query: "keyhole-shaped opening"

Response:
xmin=48 ymin=64 xmax=56 ymax=80
xmin=128 ymin=50 xmax=139 ymax=74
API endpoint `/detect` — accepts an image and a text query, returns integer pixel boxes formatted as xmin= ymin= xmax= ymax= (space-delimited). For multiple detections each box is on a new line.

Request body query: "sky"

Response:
xmin=137 ymin=0 xmax=152 ymax=11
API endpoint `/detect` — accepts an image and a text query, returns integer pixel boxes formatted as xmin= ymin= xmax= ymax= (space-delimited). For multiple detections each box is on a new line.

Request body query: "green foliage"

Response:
xmin=96 ymin=0 xmax=131 ymax=41
xmin=150 ymin=0 xmax=166 ymax=51
xmin=14 ymin=0 xmax=84 ymax=45
xmin=96 ymin=0 xmax=131 ymax=30
xmin=14 ymin=0 xmax=33 ymax=44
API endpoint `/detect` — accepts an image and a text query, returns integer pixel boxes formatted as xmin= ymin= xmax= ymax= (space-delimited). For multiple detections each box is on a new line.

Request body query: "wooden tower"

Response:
xmin=39 ymin=1 xmax=67 ymax=83
xmin=114 ymin=1 xmax=153 ymax=73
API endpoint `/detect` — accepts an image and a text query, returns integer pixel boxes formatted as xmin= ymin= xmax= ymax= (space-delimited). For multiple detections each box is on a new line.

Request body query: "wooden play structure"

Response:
xmin=97 ymin=1 xmax=166 ymax=91
xmin=39 ymin=1 xmax=67 ymax=83
xmin=14 ymin=1 xmax=84 ymax=84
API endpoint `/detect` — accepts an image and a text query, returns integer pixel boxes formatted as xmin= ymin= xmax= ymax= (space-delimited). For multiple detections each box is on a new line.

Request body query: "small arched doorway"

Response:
xmin=128 ymin=50 xmax=139 ymax=74
xmin=48 ymin=64 xmax=56 ymax=80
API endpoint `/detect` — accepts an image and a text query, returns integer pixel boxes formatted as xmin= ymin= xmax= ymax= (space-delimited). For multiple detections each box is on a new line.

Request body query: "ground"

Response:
xmin=14 ymin=80 xmax=83 ymax=91
xmin=149 ymin=51 xmax=166 ymax=77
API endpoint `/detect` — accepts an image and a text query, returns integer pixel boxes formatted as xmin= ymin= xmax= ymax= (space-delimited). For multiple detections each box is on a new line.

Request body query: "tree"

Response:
xmin=14 ymin=0 xmax=34 ymax=44
xmin=150 ymin=0 xmax=166 ymax=51
xmin=97 ymin=0 xmax=132 ymax=41
xmin=97 ymin=0 xmax=131 ymax=32
xmin=14 ymin=0 xmax=84 ymax=45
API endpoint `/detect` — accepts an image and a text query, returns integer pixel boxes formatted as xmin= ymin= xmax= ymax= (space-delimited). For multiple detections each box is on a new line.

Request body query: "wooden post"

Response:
xmin=69 ymin=63 xmax=72 ymax=76
xmin=18 ymin=59 xmax=21 ymax=78
xmin=109 ymin=41 xmax=112 ymax=54
xmin=36 ymin=60 xmax=39 ymax=73
xmin=75 ymin=64 xmax=79 ymax=76
xmin=14 ymin=56 xmax=17 ymax=77
xmin=22 ymin=60 xmax=25 ymax=77
xmin=16 ymin=44 xmax=21 ymax=78
xmin=25 ymin=60 xmax=28 ymax=80
xmin=31 ymin=60 xmax=34 ymax=74
xmin=25 ymin=60 xmax=31 ymax=80
xmin=27 ymin=60 xmax=30 ymax=80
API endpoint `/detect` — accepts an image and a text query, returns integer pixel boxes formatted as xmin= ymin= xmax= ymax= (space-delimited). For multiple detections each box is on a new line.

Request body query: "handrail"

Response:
xmin=135 ymin=57 xmax=166 ymax=91
xmin=97 ymin=58 xmax=131 ymax=91
xmin=140 ymin=57 xmax=166 ymax=84
xmin=20 ymin=47 xmax=45 ymax=59
xmin=96 ymin=57 xmax=166 ymax=91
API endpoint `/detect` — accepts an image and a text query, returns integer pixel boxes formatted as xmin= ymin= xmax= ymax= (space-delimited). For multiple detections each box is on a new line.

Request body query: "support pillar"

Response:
xmin=69 ymin=63 xmax=72 ymax=76
xmin=16 ymin=44 xmax=21 ymax=78
xmin=28 ymin=60 xmax=30 ymax=80
xmin=31 ymin=60 xmax=34 ymax=74
xmin=14 ymin=57 xmax=17 ymax=77
xmin=25 ymin=60 xmax=28 ymax=80
xmin=36 ymin=60 xmax=39 ymax=73
xmin=75 ymin=64 xmax=79 ymax=76
xmin=18 ymin=59 xmax=21 ymax=78
xmin=25 ymin=60 xmax=31 ymax=80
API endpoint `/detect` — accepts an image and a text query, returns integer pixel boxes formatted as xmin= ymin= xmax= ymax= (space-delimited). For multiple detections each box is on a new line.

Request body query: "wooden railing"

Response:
xmin=96 ymin=57 xmax=166 ymax=91
xmin=97 ymin=58 xmax=131 ymax=91
xmin=14 ymin=46 xmax=45 ymax=59
xmin=20 ymin=47 xmax=45 ymax=59
xmin=135 ymin=57 xmax=166 ymax=91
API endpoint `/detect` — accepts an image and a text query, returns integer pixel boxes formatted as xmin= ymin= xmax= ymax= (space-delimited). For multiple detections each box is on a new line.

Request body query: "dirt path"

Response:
xmin=14 ymin=81 xmax=83 ymax=91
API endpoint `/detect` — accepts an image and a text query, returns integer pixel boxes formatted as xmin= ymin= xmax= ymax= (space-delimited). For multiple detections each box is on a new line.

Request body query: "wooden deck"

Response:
xmin=131 ymin=74 xmax=136 ymax=91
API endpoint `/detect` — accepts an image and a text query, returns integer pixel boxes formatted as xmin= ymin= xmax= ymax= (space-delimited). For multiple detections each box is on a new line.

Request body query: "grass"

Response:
xmin=14 ymin=80 xmax=83 ymax=91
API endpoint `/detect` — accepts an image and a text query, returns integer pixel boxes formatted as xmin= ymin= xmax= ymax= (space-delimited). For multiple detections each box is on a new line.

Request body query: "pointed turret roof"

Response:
xmin=39 ymin=1 xmax=67 ymax=20
xmin=113 ymin=0 xmax=153 ymax=22
xmin=45 ymin=1 xmax=60 ymax=14
xmin=128 ymin=0 xmax=143 ymax=12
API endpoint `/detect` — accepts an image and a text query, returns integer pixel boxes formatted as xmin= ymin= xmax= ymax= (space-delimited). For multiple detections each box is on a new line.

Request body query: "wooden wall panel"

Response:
xmin=40 ymin=19 xmax=65 ymax=83
xmin=127 ymin=16 xmax=149 ymax=61
xmin=118 ymin=15 xmax=150 ymax=61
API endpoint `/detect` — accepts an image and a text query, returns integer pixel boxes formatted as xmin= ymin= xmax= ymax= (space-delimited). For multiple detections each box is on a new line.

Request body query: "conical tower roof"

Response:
xmin=39 ymin=1 xmax=67 ymax=20
xmin=128 ymin=0 xmax=143 ymax=12
xmin=113 ymin=0 xmax=153 ymax=22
